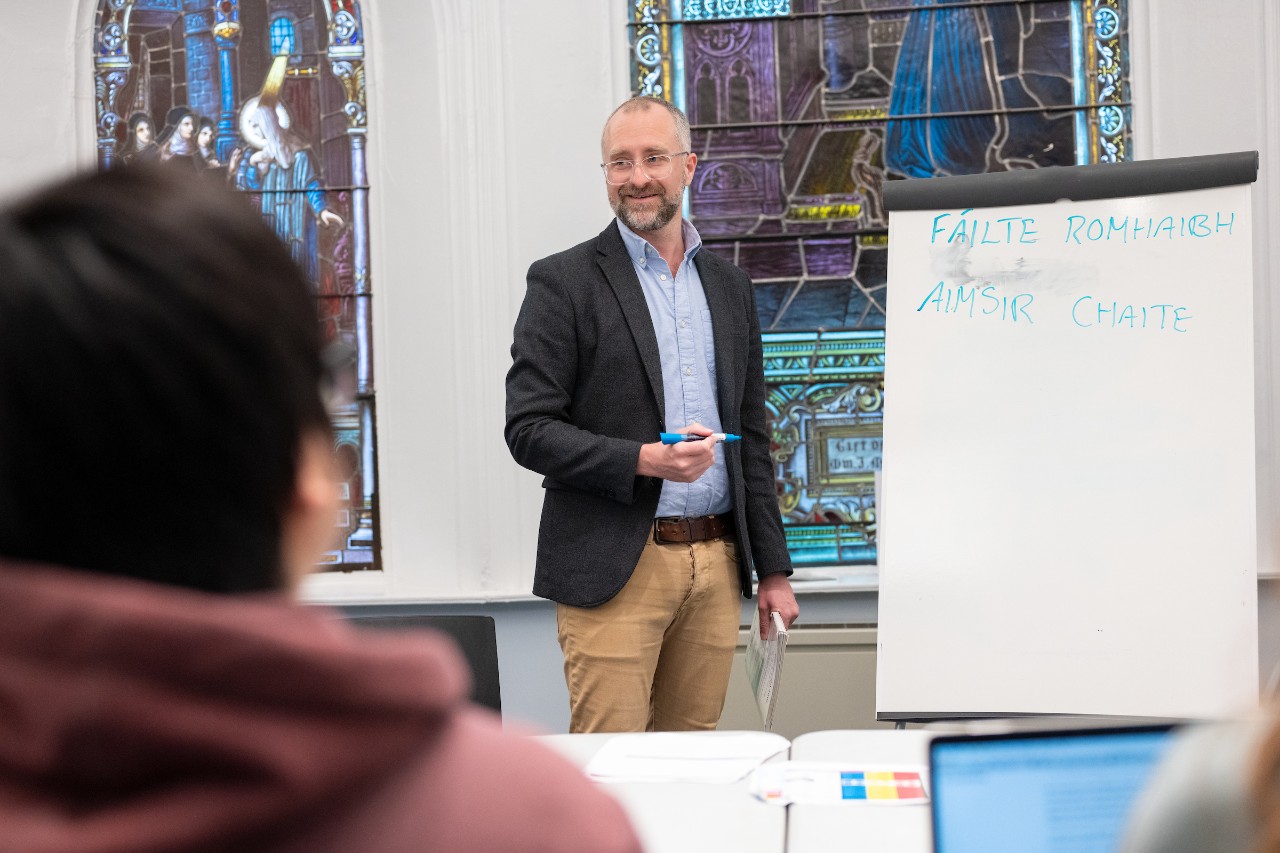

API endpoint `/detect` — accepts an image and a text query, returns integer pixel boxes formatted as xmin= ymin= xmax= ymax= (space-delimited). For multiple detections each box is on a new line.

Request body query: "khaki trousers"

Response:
xmin=556 ymin=535 xmax=741 ymax=733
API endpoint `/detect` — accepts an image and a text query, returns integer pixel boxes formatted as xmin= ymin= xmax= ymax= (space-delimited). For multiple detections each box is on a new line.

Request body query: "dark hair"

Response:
xmin=0 ymin=166 xmax=329 ymax=592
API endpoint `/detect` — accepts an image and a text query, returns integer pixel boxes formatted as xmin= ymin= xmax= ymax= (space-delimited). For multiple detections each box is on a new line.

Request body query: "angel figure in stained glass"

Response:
xmin=229 ymin=55 xmax=343 ymax=285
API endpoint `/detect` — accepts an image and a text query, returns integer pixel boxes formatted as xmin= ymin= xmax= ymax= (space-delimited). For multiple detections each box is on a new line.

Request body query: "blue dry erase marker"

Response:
xmin=660 ymin=432 xmax=741 ymax=444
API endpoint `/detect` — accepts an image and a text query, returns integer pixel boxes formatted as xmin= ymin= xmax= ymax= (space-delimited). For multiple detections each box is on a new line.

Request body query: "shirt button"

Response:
xmin=639 ymin=258 xmax=646 ymax=266
xmin=684 ymin=367 xmax=693 ymax=376
xmin=679 ymin=319 xmax=687 ymax=329
xmin=659 ymin=274 xmax=668 ymax=281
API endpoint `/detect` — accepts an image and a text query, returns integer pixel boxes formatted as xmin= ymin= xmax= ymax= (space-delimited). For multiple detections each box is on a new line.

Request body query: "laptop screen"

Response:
xmin=929 ymin=725 xmax=1177 ymax=853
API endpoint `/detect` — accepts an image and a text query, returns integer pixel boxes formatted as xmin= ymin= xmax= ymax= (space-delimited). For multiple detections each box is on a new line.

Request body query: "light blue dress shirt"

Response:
xmin=616 ymin=218 xmax=731 ymax=518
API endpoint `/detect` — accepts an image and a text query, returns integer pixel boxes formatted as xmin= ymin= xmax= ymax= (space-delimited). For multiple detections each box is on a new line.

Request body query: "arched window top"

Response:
xmin=270 ymin=15 xmax=296 ymax=55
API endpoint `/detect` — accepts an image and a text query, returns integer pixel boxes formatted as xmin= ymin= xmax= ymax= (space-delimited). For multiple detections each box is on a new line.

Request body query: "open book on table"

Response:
xmin=745 ymin=608 xmax=788 ymax=730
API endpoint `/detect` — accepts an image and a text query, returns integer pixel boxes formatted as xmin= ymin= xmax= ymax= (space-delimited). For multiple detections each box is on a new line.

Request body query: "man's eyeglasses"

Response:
xmin=600 ymin=152 xmax=690 ymax=185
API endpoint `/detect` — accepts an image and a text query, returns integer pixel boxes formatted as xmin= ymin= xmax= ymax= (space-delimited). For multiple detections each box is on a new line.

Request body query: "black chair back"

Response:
xmin=348 ymin=614 xmax=502 ymax=715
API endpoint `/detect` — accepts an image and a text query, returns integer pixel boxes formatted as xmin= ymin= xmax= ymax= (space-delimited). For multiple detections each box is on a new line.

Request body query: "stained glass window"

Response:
xmin=628 ymin=0 xmax=1130 ymax=566
xmin=269 ymin=15 xmax=296 ymax=55
xmin=93 ymin=0 xmax=379 ymax=574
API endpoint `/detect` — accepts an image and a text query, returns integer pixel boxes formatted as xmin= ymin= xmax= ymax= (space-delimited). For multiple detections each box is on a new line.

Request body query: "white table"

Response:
xmin=537 ymin=732 xmax=786 ymax=853
xmin=787 ymin=729 xmax=937 ymax=853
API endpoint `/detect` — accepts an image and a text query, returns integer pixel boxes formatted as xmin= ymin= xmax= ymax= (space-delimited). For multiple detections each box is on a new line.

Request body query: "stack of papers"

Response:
xmin=745 ymin=608 xmax=789 ymax=729
xmin=749 ymin=761 xmax=929 ymax=805
xmin=584 ymin=731 xmax=790 ymax=783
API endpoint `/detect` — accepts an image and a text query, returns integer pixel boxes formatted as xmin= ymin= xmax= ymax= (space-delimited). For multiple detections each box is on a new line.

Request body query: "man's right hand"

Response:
xmin=636 ymin=424 xmax=718 ymax=483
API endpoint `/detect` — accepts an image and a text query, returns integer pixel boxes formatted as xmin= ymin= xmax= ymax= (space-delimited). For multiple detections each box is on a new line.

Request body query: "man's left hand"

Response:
xmin=756 ymin=572 xmax=799 ymax=639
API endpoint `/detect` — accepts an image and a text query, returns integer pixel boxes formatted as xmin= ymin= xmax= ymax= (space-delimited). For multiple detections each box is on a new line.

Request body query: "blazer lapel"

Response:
xmin=696 ymin=251 xmax=741 ymax=418
xmin=597 ymin=222 xmax=665 ymax=407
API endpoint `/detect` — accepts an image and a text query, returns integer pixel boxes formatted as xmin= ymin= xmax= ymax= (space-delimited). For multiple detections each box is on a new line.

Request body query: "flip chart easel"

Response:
xmin=875 ymin=152 xmax=1260 ymax=722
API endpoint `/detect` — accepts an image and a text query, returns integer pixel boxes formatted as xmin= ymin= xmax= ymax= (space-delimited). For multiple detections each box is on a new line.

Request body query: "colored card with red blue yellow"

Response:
xmin=749 ymin=762 xmax=930 ymax=806
xmin=840 ymin=770 xmax=927 ymax=801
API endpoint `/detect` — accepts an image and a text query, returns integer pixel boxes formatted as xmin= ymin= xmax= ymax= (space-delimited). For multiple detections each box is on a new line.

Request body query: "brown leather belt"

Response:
xmin=653 ymin=513 xmax=735 ymax=544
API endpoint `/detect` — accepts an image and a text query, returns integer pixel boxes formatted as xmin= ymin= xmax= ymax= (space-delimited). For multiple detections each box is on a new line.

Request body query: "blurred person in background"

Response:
xmin=0 ymin=166 xmax=641 ymax=853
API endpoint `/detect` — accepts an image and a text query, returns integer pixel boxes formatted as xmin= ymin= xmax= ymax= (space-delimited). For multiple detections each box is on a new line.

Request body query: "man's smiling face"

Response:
xmin=601 ymin=103 xmax=696 ymax=234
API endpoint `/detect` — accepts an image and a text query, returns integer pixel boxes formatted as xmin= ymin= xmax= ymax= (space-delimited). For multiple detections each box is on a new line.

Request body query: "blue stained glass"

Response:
xmin=270 ymin=16 xmax=296 ymax=55
xmin=684 ymin=0 xmax=790 ymax=20
xmin=885 ymin=1 xmax=1001 ymax=178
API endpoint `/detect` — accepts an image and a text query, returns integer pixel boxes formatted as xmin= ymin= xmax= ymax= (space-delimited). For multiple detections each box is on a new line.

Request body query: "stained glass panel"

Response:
xmin=269 ymin=15 xmax=295 ymax=54
xmin=628 ymin=0 xmax=1130 ymax=566
xmin=93 ymin=0 xmax=379 ymax=573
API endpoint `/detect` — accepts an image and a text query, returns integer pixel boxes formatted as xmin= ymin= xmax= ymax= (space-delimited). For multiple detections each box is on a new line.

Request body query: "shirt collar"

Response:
xmin=616 ymin=217 xmax=703 ymax=267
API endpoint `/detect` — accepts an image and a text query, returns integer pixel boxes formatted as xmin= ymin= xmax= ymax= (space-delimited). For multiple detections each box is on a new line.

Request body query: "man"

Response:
xmin=0 ymin=166 xmax=641 ymax=853
xmin=506 ymin=96 xmax=799 ymax=733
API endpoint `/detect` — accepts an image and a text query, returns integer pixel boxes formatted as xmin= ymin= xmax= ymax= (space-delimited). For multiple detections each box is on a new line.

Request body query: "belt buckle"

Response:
xmin=653 ymin=516 xmax=687 ymax=544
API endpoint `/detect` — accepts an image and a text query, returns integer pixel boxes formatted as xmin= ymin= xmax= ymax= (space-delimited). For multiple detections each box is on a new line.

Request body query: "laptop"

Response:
xmin=929 ymin=724 xmax=1179 ymax=853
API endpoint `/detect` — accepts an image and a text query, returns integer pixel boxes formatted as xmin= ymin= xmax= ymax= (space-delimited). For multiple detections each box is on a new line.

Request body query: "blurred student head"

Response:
xmin=0 ymin=165 xmax=338 ymax=594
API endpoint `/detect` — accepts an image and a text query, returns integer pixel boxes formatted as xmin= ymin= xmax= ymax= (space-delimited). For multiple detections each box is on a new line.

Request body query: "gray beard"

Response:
xmin=613 ymin=191 xmax=682 ymax=233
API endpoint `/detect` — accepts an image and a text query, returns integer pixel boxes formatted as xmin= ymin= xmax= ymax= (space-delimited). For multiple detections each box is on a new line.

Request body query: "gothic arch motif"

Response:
xmin=693 ymin=63 xmax=717 ymax=126
xmin=725 ymin=60 xmax=750 ymax=125
xmin=92 ymin=0 xmax=380 ymax=573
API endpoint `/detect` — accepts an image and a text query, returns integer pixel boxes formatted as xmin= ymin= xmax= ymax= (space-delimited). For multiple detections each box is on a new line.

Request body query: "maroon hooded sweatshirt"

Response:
xmin=0 ymin=561 xmax=643 ymax=853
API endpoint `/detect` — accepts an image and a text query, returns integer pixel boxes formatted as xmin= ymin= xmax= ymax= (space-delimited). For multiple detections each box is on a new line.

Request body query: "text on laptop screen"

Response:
xmin=930 ymin=728 xmax=1175 ymax=853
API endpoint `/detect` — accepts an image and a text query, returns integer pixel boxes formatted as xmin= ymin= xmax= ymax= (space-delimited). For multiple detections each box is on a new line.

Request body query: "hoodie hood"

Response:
xmin=0 ymin=560 xmax=471 ymax=853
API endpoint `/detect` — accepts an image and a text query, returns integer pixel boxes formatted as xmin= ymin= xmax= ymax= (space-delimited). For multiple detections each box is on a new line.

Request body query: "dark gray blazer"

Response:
xmin=505 ymin=221 xmax=793 ymax=607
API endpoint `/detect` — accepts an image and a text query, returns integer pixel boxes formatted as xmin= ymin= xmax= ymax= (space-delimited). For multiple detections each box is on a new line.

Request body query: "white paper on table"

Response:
xmin=584 ymin=731 xmax=791 ymax=783
xmin=748 ymin=761 xmax=930 ymax=805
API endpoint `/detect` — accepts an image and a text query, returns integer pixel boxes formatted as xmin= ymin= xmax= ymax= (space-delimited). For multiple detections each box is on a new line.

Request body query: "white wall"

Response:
xmin=1131 ymin=0 xmax=1280 ymax=578
xmin=0 ymin=4 xmax=94 ymax=195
